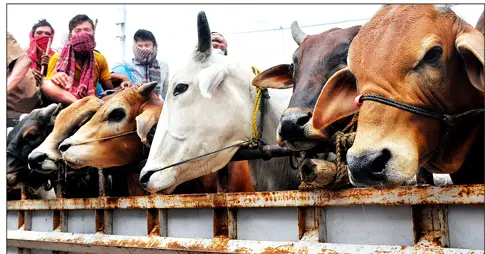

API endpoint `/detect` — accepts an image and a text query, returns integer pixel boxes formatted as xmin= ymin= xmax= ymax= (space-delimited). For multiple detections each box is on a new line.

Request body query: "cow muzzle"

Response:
xmin=28 ymin=151 xmax=58 ymax=174
xmin=278 ymin=109 xmax=319 ymax=151
xmin=139 ymin=167 xmax=178 ymax=194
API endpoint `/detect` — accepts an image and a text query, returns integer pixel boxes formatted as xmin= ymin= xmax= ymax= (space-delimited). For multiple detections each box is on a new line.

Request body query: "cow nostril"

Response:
xmin=139 ymin=171 xmax=155 ymax=189
xmin=296 ymin=113 xmax=311 ymax=126
xmin=59 ymin=143 xmax=71 ymax=153
xmin=369 ymin=149 xmax=391 ymax=174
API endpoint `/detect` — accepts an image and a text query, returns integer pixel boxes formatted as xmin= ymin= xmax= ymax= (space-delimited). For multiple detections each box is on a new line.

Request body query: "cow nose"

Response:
xmin=279 ymin=111 xmax=312 ymax=140
xmin=58 ymin=141 xmax=71 ymax=153
xmin=347 ymin=149 xmax=391 ymax=184
xmin=28 ymin=151 xmax=47 ymax=169
xmin=139 ymin=170 xmax=155 ymax=189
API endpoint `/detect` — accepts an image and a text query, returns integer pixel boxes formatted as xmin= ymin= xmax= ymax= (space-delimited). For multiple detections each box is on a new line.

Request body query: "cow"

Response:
xmin=311 ymin=5 xmax=484 ymax=187
xmin=139 ymin=11 xmax=300 ymax=194
xmin=253 ymin=22 xmax=361 ymax=151
xmin=7 ymin=104 xmax=60 ymax=199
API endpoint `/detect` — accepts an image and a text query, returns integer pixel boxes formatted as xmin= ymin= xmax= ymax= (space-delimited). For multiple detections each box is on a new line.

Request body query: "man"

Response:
xmin=211 ymin=32 xmax=228 ymax=55
xmin=26 ymin=19 xmax=56 ymax=84
xmin=120 ymin=29 xmax=169 ymax=99
xmin=42 ymin=14 xmax=113 ymax=106
xmin=7 ymin=32 xmax=41 ymax=126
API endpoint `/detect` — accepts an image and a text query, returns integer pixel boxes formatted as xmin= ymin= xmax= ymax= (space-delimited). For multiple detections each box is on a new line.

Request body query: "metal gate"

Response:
xmin=7 ymin=168 xmax=485 ymax=253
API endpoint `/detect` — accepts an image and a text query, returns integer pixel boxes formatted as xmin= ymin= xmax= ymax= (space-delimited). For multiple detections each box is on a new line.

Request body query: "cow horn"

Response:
xmin=40 ymin=103 xmax=61 ymax=120
xmin=137 ymin=81 xmax=158 ymax=98
xmin=291 ymin=21 xmax=307 ymax=46
xmin=197 ymin=11 xmax=212 ymax=53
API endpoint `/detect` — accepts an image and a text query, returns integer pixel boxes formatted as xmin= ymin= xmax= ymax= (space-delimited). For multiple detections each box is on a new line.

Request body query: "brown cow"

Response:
xmin=59 ymin=82 xmax=255 ymax=194
xmin=253 ymin=22 xmax=361 ymax=151
xmin=311 ymin=5 xmax=483 ymax=187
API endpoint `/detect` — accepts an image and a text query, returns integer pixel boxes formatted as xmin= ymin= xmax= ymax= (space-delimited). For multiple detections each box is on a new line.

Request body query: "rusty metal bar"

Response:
xmin=95 ymin=169 xmax=113 ymax=234
xmin=231 ymin=144 xmax=297 ymax=161
xmin=213 ymin=167 xmax=237 ymax=239
xmin=412 ymin=169 xmax=450 ymax=247
xmin=18 ymin=187 xmax=31 ymax=254
xmin=8 ymin=184 xmax=484 ymax=211
xmin=147 ymin=208 xmax=161 ymax=236
xmin=53 ymin=173 xmax=68 ymax=254
xmin=298 ymin=207 xmax=326 ymax=242
xmin=7 ymin=230 xmax=483 ymax=254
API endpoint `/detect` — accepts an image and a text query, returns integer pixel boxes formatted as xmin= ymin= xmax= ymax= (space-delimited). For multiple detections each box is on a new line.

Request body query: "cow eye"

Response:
xmin=422 ymin=46 xmax=443 ymax=66
xmin=108 ymin=108 xmax=126 ymax=122
xmin=25 ymin=132 xmax=39 ymax=141
xmin=173 ymin=83 xmax=189 ymax=96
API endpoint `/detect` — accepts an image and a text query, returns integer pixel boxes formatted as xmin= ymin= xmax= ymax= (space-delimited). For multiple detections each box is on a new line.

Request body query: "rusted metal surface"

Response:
xmin=213 ymin=208 xmax=237 ymax=239
xmin=7 ymin=230 xmax=484 ymax=253
xmin=147 ymin=208 xmax=161 ymax=236
xmin=95 ymin=168 xmax=113 ymax=235
xmin=298 ymin=207 xmax=326 ymax=242
xmin=8 ymin=184 xmax=484 ymax=210
xmin=18 ymin=187 xmax=31 ymax=254
xmin=231 ymin=144 xmax=297 ymax=161
xmin=412 ymin=169 xmax=450 ymax=247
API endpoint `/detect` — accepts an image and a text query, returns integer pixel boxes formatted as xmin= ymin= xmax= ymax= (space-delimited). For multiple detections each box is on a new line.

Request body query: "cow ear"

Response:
xmin=252 ymin=64 xmax=293 ymax=89
xmin=137 ymin=81 xmax=159 ymax=98
xmin=312 ymin=67 xmax=359 ymax=131
xmin=199 ymin=64 xmax=228 ymax=99
xmin=136 ymin=98 xmax=163 ymax=147
xmin=455 ymin=30 xmax=484 ymax=92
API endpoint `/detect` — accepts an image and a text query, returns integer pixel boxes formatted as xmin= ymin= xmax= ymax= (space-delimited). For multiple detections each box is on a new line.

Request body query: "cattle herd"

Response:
xmin=7 ymin=5 xmax=484 ymax=200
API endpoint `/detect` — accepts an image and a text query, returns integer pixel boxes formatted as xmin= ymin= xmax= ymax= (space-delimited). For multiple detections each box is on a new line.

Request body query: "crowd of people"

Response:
xmin=6 ymin=14 xmax=229 ymax=125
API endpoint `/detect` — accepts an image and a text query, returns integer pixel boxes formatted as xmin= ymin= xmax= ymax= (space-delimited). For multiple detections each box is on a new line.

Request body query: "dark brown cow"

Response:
xmin=7 ymin=104 xmax=60 ymax=199
xmin=253 ymin=22 xmax=361 ymax=151
xmin=311 ymin=5 xmax=484 ymax=187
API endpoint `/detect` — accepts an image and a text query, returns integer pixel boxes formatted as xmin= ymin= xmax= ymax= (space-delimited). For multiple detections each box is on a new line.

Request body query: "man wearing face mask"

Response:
xmin=42 ymin=14 xmax=113 ymax=106
xmin=120 ymin=29 xmax=169 ymax=99
xmin=211 ymin=32 xmax=228 ymax=56
xmin=25 ymin=19 xmax=56 ymax=85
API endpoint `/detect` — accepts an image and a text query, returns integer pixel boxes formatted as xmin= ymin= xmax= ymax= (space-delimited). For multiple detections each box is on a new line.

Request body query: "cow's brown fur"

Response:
xmin=312 ymin=5 xmax=484 ymax=186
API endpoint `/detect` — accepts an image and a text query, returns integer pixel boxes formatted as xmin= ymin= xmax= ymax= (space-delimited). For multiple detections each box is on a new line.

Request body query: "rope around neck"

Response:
xmin=70 ymin=130 xmax=138 ymax=146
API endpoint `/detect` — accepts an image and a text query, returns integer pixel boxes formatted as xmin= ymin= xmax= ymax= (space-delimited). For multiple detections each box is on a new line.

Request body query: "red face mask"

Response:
xmin=34 ymin=35 xmax=52 ymax=50
xmin=71 ymin=32 xmax=96 ymax=53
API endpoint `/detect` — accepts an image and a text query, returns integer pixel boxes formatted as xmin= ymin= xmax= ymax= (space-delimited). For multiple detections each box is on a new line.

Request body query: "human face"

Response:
xmin=34 ymin=26 xmax=53 ymax=37
xmin=136 ymin=40 xmax=154 ymax=50
xmin=70 ymin=21 xmax=94 ymax=37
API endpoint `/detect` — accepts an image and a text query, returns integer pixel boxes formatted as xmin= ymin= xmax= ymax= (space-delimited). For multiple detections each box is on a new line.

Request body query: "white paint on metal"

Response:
xmin=7 ymin=210 xmax=18 ymax=230
xmin=167 ymin=209 xmax=212 ymax=239
xmin=448 ymin=204 xmax=485 ymax=250
xmin=31 ymin=211 xmax=53 ymax=233
xmin=113 ymin=209 xmax=147 ymax=236
xmin=238 ymin=208 xmax=298 ymax=241
xmin=326 ymin=205 xmax=414 ymax=246
xmin=7 ymin=230 xmax=484 ymax=253
xmin=67 ymin=210 xmax=95 ymax=234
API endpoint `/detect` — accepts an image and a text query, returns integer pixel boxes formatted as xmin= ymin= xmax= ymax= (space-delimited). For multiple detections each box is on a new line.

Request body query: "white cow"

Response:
xmin=139 ymin=12 xmax=300 ymax=193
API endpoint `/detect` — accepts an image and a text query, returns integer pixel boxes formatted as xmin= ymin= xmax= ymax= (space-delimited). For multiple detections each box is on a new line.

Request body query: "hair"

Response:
xmin=134 ymin=29 xmax=158 ymax=48
xmin=68 ymin=14 xmax=95 ymax=33
xmin=32 ymin=19 xmax=53 ymax=34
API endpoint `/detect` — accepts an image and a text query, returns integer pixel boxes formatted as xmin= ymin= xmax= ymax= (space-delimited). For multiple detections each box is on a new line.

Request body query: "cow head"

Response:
xmin=7 ymin=104 xmax=60 ymax=190
xmin=28 ymin=96 xmax=104 ymax=174
xmin=139 ymin=11 xmax=255 ymax=194
xmin=312 ymin=5 xmax=484 ymax=187
xmin=253 ymin=22 xmax=361 ymax=150
xmin=59 ymin=82 xmax=162 ymax=169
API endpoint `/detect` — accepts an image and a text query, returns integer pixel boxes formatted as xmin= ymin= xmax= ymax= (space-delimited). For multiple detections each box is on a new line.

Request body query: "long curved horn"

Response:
xmin=291 ymin=21 xmax=307 ymax=46
xmin=197 ymin=11 xmax=212 ymax=53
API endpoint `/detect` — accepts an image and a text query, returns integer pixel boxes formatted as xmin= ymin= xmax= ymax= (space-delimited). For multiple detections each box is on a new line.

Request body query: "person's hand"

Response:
xmin=31 ymin=69 xmax=43 ymax=85
xmin=120 ymin=80 xmax=134 ymax=90
xmin=51 ymin=72 xmax=69 ymax=88
xmin=41 ymin=55 xmax=50 ymax=66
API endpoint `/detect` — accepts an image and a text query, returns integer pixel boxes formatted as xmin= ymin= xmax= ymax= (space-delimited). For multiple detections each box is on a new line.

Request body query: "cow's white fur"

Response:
xmin=140 ymin=52 xmax=300 ymax=193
